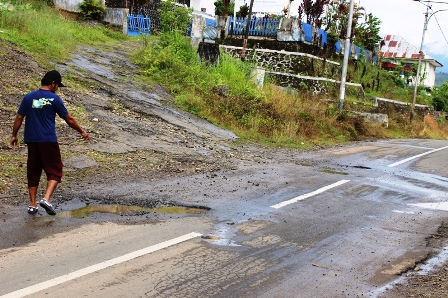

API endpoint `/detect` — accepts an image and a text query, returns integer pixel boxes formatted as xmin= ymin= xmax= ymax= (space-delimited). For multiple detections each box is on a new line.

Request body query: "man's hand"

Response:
xmin=10 ymin=136 xmax=19 ymax=149
xmin=11 ymin=114 xmax=24 ymax=149
xmin=81 ymin=131 xmax=91 ymax=141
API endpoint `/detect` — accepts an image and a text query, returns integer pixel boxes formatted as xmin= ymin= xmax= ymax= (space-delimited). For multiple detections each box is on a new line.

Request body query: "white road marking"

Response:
xmin=0 ymin=232 xmax=202 ymax=298
xmin=270 ymin=179 xmax=350 ymax=209
xmin=410 ymin=202 xmax=448 ymax=211
xmin=388 ymin=145 xmax=448 ymax=167
xmin=392 ymin=210 xmax=416 ymax=214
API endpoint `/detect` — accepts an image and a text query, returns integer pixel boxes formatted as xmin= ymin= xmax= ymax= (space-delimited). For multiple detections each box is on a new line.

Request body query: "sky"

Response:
xmin=286 ymin=0 xmax=448 ymax=73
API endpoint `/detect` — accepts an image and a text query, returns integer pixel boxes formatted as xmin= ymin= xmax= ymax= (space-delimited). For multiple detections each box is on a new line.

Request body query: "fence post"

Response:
xmin=123 ymin=10 xmax=128 ymax=35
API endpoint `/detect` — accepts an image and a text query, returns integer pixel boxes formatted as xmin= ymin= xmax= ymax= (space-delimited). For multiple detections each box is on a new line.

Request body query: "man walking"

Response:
xmin=10 ymin=70 xmax=91 ymax=215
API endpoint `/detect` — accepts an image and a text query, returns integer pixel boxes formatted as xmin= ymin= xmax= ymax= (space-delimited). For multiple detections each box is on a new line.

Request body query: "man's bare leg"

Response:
xmin=43 ymin=180 xmax=58 ymax=203
xmin=29 ymin=186 xmax=38 ymax=207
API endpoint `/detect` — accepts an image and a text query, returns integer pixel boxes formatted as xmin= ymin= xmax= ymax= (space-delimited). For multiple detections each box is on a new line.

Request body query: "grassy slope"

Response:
xmin=1 ymin=3 xmax=448 ymax=149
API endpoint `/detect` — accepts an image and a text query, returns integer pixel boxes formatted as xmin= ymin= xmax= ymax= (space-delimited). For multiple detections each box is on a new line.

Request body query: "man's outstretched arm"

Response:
xmin=63 ymin=114 xmax=91 ymax=141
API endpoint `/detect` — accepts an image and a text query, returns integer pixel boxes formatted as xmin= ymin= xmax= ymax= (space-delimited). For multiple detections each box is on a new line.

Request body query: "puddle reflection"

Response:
xmin=36 ymin=204 xmax=207 ymax=220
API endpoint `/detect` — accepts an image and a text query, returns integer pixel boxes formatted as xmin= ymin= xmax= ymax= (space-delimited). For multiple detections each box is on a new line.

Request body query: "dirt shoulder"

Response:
xmin=1 ymin=39 xmax=448 ymax=297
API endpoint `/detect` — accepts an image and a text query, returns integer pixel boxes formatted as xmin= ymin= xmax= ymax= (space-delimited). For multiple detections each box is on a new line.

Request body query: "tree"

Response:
xmin=236 ymin=3 xmax=249 ymax=18
xmin=214 ymin=0 xmax=234 ymax=17
xmin=354 ymin=12 xmax=381 ymax=52
xmin=322 ymin=0 xmax=364 ymax=40
xmin=298 ymin=0 xmax=330 ymax=27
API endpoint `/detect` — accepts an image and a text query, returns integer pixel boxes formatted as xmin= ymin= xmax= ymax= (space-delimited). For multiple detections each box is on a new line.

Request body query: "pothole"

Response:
xmin=320 ymin=169 xmax=349 ymax=175
xmin=36 ymin=204 xmax=209 ymax=219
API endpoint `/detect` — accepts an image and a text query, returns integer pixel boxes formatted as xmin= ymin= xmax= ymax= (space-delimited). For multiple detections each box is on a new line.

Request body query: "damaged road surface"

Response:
xmin=1 ymin=42 xmax=448 ymax=298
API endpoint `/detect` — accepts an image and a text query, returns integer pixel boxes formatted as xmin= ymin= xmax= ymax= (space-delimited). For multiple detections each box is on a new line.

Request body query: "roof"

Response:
xmin=379 ymin=34 xmax=442 ymax=67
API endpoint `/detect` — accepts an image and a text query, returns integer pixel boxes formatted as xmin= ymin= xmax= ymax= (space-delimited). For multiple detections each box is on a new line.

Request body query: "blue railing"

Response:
xmin=205 ymin=18 xmax=216 ymax=27
xmin=318 ymin=28 xmax=327 ymax=47
xmin=124 ymin=14 xmax=374 ymax=62
xmin=229 ymin=17 xmax=279 ymax=37
xmin=302 ymin=22 xmax=312 ymax=42
xmin=127 ymin=14 xmax=150 ymax=36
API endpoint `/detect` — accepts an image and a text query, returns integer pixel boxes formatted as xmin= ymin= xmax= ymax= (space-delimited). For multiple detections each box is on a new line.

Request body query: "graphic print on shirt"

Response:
xmin=32 ymin=98 xmax=54 ymax=109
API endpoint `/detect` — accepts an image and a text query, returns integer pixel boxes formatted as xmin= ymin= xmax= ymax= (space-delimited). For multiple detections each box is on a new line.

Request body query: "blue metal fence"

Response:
xmin=205 ymin=18 xmax=216 ymax=27
xmin=127 ymin=14 xmax=151 ymax=36
xmin=229 ymin=17 xmax=279 ymax=37
xmin=301 ymin=22 xmax=312 ymax=42
xmin=318 ymin=28 xmax=327 ymax=47
xmin=124 ymin=14 xmax=373 ymax=61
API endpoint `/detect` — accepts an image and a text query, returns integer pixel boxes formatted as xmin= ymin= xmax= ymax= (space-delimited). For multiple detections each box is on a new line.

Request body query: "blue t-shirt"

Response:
xmin=17 ymin=89 xmax=69 ymax=143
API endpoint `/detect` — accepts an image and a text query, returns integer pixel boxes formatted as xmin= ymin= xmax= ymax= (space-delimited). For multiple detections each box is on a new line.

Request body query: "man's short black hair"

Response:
xmin=41 ymin=70 xmax=65 ymax=87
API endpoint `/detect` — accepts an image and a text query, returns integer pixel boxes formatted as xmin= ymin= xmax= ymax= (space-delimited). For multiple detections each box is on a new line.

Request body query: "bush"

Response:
xmin=158 ymin=0 xmax=192 ymax=34
xmin=78 ymin=0 xmax=105 ymax=21
xmin=431 ymin=81 xmax=448 ymax=111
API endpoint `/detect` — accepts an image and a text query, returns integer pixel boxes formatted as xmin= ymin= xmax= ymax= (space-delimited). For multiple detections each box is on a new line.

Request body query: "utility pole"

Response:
xmin=337 ymin=0 xmax=355 ymax=112
xmin=411 ymin=6 xmax=429 ymax=121
xmin=241 ymin=0 xmax=254 ymax=60
xmin=411 ymin=6 xmax=447 ymax=121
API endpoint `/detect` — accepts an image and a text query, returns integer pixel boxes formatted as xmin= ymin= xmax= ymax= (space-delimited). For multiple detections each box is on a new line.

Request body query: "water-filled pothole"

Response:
xmin=320 ymin=169 xmax=348 ymax=175
xmin=55 ymin=204 xmax=208 ymax=218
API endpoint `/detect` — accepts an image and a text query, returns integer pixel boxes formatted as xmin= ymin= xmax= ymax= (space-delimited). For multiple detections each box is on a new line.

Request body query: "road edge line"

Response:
xmin=0 ymin=232 xmax=202 ymax=298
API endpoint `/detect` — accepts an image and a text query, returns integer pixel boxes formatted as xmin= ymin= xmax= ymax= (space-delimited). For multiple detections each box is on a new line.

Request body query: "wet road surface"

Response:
xmin=1 ymin=139 xmax=448 ymax=297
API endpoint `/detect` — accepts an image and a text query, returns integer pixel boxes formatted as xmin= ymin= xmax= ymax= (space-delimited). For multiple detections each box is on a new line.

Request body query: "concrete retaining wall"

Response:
xmin=54 ymin=0 xmax=82 ymax=12
xmin=54 ymin=0 xmax=106 ymax=12
xmin=103 ymin=8 xmax=128 ymax=29
xmin=220 ymin=45 xmax=340 ymax=79
xmin=373 ymin=97 xmax=432 ymax=120
xmin=54 ymin=0 xmax=127 ymax=33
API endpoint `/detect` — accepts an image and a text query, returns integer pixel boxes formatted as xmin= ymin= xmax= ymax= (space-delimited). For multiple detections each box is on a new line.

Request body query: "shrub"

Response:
xmin=78 ymin=0 xmax=105 ymax=21
xmin=158 ymin=0 xmax=192 ymax=34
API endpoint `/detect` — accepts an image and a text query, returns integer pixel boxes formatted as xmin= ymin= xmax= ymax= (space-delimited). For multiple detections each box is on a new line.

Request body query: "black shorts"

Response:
xmin=26 ymin=142 xmax=63 ymax=187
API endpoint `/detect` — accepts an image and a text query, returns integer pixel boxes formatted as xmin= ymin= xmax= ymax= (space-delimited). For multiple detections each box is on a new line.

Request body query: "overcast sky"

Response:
xmin=287 ymin=0 xmax=448 ymax=72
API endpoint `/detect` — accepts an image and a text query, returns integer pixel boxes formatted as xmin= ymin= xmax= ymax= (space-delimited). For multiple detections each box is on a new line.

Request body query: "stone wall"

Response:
xmin=220 ymin=45 xmax=340 ymax=79
xmin=267 ymin=72 xmax=363 ymax=97
xmin=219 ymin=45 xmax=360 ymax=96
xmin=373 ymin=97 xmax=432 ymax=119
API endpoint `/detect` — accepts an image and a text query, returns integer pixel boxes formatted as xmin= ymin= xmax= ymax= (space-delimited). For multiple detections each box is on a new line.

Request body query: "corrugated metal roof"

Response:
xmin=379 ymin=34 xmax=442 ymax=68
xmin=379 ymin=34 xmax=429 ymax=60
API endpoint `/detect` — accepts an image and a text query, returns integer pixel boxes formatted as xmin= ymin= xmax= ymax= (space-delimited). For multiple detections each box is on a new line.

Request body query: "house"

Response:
xmin=379 ymin=34 xmax=442 ymax=88
xmin=178 ymin=0 xmax=215 ymax=15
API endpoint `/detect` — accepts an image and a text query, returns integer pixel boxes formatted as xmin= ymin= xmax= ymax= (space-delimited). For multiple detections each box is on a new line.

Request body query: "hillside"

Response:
xmin=436 ymin=72 xmax=448 ymax=86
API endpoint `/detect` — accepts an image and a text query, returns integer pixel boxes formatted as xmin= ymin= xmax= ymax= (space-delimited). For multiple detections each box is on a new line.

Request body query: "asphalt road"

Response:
xmin=1 ymin=139 xmax=448 ymax=298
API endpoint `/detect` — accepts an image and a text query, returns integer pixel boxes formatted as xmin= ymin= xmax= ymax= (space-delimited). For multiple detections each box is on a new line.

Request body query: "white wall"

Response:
xmin=422 ymin=61 xmax=437 ymax=88
xmin=190 ymin=0 xmax=215 ymax=15
xmin=54 ymin=0 xmax=105 ymax=12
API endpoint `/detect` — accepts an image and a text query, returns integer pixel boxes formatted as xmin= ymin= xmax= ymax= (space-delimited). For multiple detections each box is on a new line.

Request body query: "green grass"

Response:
xmin=132 ymin=30 xmax=448 ymax=146
xmin=1 ymin=1 xmax=447 ymax=149
xmin=0 ymin=0 xmax=127 ymax=64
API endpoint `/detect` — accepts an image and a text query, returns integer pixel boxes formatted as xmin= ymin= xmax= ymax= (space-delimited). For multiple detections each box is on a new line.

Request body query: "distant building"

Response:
xmin=176 ymin=0 xmax=215 ymax=15
xmin=379 ymin=34 xmax=442 ymax=87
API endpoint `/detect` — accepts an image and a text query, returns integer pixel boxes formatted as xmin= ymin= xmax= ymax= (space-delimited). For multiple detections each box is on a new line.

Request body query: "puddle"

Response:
xmin=353 ymin=165 xmax=371 ymax=169
xmin=296 ymin=162 xmax=312 ymax=167
xmin=320 ymin=169 xmax=348 ymax=175
xmin=203 ymin=223 xmax=241 ymax=247
xmin=37 ymin=204 xmax=208 ymax=220
xmin=410 ymin=202 xmax=448 ymax=212
xmin=370 ymin=246 xmax=448 ymax=297
xmin=392 ymin=210 xmax=416 ymax=214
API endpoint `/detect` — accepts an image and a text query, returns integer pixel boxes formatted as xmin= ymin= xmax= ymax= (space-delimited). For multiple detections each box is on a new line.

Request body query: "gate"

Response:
xmin=127 ymin=14 xmax=151 ymax=36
